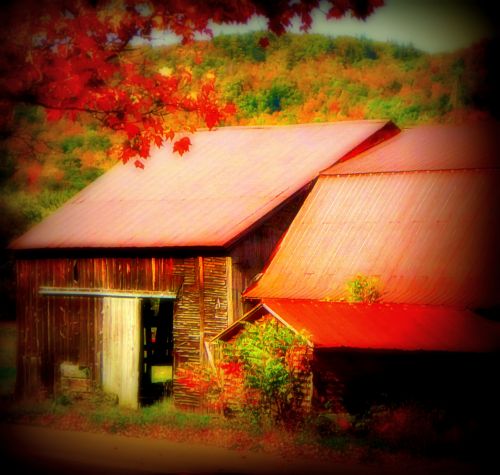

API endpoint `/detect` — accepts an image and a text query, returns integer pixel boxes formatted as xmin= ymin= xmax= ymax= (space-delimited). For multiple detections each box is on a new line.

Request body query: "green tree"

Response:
xmin=225 ymin=319 xmax=311 ymax=426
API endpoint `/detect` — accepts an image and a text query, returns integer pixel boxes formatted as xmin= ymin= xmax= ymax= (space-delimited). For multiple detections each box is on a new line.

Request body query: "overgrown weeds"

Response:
xmin=1 ymin=394 xmax=492 ymax=466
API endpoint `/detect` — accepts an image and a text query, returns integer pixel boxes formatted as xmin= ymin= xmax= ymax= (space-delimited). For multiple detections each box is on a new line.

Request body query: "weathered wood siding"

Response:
xmin=229 ymin=189 xmax=310 ymax=319
xmin=172 ymin=256 xmax=230 ymax=408
xmin=16 ymin=255 xmax=230 ymax=407
xmin=16 ymin=259 xmax=103 ymax=398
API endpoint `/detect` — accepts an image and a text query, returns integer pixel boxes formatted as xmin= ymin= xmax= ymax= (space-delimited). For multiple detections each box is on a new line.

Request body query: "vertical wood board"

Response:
xmin=102 ymin=297 xmax=140 ymax=408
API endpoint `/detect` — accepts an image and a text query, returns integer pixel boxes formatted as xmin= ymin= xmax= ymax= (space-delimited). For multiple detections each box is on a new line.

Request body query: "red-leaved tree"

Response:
xmin=0 ymin=0 xmax=383 ymax=165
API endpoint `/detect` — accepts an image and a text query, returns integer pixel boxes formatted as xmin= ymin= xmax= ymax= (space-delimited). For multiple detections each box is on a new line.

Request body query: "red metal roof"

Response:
xmin=11 ymin=121 xmax=391 ymax=250
xmin=245 ymin=125 xmax=500 ymax=307
xmin=323 ymin=122 xmax=499 ymax=175
xmin=217 ymin=299 xmax=500 ymax=352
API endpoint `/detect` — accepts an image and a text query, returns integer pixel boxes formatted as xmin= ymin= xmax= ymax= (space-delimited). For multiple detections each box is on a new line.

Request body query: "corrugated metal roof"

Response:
xmin=11 ymin=121 xmax=391 ymax=250
xmin=323 ymin=122 xmax=499 ymax=175
xmin=264 ymin=299 xmax=500 ymax=352
xmin=244 ymin=169 xmax=500 ymax=307
xmin=215 ymin=299 xmax=500 ymax=352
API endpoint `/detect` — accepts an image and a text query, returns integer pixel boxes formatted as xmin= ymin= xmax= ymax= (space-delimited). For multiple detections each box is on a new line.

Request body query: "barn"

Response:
xmin=218 ymin=122 xmax=500 ymax=413
xmin=10 ymin=120 xmax=396 ymax=408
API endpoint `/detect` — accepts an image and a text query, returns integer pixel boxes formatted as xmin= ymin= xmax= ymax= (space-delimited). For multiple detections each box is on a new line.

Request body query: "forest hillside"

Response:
xmin=0 ymin=33 xmax=497 ymax=254
xmin=1 ymin=33 xmax=497 ymax=319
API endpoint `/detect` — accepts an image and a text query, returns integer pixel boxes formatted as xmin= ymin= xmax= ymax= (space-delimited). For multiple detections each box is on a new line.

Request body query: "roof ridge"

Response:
xmin=321 ymin=167 xmax=500 ymax=177
xmin=193 ymin=120 xmax=389 ymax=132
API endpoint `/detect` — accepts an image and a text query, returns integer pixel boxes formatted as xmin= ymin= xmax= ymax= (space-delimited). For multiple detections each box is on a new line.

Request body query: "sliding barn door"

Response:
xmin=102 ymin=297 xmax=140 ymax=408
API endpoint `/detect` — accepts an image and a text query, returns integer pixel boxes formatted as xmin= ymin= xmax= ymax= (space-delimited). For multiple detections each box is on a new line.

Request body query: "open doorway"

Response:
xmin=139 ymin=298 xmax=174 ymax=406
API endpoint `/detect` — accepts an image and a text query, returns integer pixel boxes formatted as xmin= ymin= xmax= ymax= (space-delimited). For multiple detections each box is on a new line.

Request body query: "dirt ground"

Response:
xmin=0 ymin=422 xmax=487 ymax=475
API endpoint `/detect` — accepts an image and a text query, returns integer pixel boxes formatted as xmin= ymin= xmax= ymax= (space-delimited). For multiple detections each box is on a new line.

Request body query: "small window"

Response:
xmin=151 ymin=365 xmax=172 ymax=384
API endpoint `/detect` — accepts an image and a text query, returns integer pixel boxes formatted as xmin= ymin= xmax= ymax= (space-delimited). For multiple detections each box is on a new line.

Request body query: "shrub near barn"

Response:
xmin=176 ymin=318 xmax=312 ymax=427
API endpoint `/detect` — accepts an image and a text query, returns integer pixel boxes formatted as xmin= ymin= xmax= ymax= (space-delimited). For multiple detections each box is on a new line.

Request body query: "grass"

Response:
xmin=0 ymin=323 xmax=492 ymax=468
xmin=0 ymin=390 xmax=364 ymax=463
xmin=4 ymin=394 xmax=487 ymax=474
xmin=85 ymin=398 xmax=214 ymax=431
xmin=1 ymin=396 xmax=291 ymax=457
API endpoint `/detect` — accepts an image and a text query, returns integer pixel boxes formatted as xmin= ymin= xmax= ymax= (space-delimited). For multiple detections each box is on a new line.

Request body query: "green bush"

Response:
xmin=286 ymin=34 xmax=335 ymax=69
xmin=436 ymin=93 xmax=452 ymax=114
xmin=225 ymin=319 xmax=311 ymax=426
xmin=261 ymin=82 xmax=298 ymax=113
xmin=0 ymin=149 xmax=17 ymax=184
xmin=391 ymin=42 xmax=423 ymax=61
xmin=335 ymin=36 xmax=379 ymax=65
xmin=213 ymin=33 xmax=267 ymax=62
xmin=345 ymin=275 xmax=381 ymax=303
xmin=236 ymin=81 xmax=302 ymax=116
xmin=86 ymin=133 xmax=111 ymax=151
xmin=366 ymin=97 xmax=405 ymax=122
xmin=60 ymin=135 xmax=85 ymax=154
xmin=5 ymin=189 xmax=77 ymax=225
xmin=13 ymin=105 xmax=44 ymax=125
xmin=58 ymin=155 xmax=104 ymax=191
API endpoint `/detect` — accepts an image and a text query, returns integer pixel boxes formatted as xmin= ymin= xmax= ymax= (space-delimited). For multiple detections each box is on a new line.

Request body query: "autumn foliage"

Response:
xmin=0 ymin=0 xmax=382 ymax=165
xmin=176 ymin=318 xmax=312 ymax=427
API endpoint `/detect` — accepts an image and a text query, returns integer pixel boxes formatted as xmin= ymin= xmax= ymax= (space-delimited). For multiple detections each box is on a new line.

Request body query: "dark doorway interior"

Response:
xmin=139 ymin=298 xmax=174 ymax=406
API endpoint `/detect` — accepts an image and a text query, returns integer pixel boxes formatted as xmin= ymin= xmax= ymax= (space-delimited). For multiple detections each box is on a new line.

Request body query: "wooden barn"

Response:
xmin=219 ymin=122 xmax=500 ymax=412
xmin=10 ymin=120 xmax=397 ymax=408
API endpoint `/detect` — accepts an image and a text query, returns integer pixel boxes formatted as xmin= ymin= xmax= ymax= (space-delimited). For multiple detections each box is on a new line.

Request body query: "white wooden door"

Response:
xmin=102 ymin=297 xmax=140 ymax=408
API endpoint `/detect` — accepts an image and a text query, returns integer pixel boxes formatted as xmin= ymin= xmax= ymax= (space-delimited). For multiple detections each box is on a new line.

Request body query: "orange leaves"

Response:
xmin=46 ymin=109 xmax=63 ymax=121
xmin=223 ymin=102 xmax=237 ymax=116
xmin=25 ymin=162 xmax=43 ymax=191
xmin=203 ymin=107 xmax=221 ymax=129
xmin=96 ymin=95 xmax=116 ymax=112
xmin=124 ymin=123 xmax=140 ymax=139
xmin=153 ymin=135 xmax=163 ymax=147
xmin=220 ymin=361 xmax=244 ymax=377
xmin=173 ymin=136 xmax=191 ymax=156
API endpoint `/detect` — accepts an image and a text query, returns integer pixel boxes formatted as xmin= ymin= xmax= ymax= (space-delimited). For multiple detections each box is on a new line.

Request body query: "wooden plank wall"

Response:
xmin=229 ymin=190 xmax=310 ymax=319
xmin=16 ymin=255 xmax=230 ymax=408
xmin=202 ymin=257 xmax=230 ymax=340
xmin=172 ymin=256 xmax=230 ymax=408
xmin=171 ymin=257 xmax=200 ymax=407
xmin=16 ymin=257 xmax=183 ymax=399
xmin=16 ymin=259 xmax=103 ymax=398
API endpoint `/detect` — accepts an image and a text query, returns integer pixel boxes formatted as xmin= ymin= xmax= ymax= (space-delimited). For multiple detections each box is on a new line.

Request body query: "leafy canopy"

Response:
xmin=0 ymin=0 xmax=383 ymax=166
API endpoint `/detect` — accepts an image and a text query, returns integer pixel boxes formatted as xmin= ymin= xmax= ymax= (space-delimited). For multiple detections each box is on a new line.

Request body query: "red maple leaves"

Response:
xmin=172 ymin=137 xmax=191 ymax=156
xmin=0 ymin=0 xmax=382 ymax=167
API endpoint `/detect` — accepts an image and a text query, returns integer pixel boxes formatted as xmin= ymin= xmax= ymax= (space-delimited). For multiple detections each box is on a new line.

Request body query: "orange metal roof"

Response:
xmin=323 ymin=122 xmax=499 ymax=175
xmin=245 ymin=126 xmax=500 ymax=307
xmin=249 ymin=299 xmax=500 ymax=352
xmin=11 ymin=121 xmax=391 ymax=250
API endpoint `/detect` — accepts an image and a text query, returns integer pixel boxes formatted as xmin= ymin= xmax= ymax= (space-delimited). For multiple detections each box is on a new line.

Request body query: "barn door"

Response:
xmin=102 ymin=297 xmax=140 ymax=408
